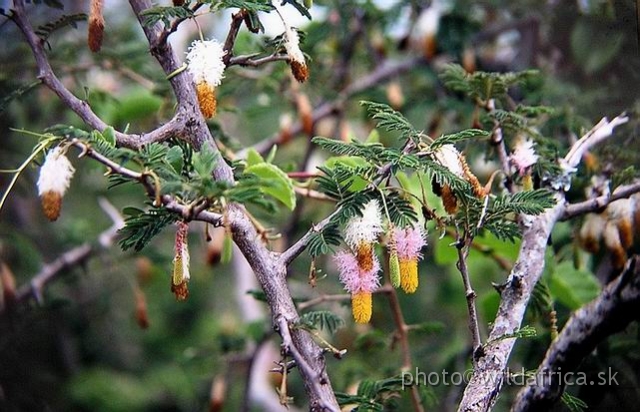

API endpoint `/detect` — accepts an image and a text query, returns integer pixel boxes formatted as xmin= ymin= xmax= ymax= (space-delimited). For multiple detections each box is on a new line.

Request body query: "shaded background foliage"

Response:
xmin=1 ymin=0 xmax=639 ymax=411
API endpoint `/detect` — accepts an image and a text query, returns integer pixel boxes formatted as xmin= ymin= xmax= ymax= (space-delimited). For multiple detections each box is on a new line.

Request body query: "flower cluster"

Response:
xmin=334 ymin=200 xmax=383 ymax=323
xmin=333 ymin=200 xmax=429 ymax=323
xmin=37 ymin=146 xmax=75 ymax=221
xmin=390 ymin=225 xmax=427 ymax=293
xmin=171 ymin=221 xmax=191 ymax=301
xmin=186 ymin=39 xmax=227 ymax=118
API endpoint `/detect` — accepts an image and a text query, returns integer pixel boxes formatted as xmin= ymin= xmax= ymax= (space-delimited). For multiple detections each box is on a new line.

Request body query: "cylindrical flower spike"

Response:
xmin=37 ymin=146 xmax=75 ymax=221
xmin=171 ymin=221 xmax=191 ymax=301
xmin=351 ymin=292 xmax=372 ymax=324
xmin=186 ymin=39 xmax=226 ymax=118
xmin=393 ymin=225 xmax=427 ymax=294
xmin=283 ymin=25 xmax=309 ymax=82
xmin=334 ymin=250 xmax=380 ymax=323
xmin=88 ymin=0 xmax=105 ymax=52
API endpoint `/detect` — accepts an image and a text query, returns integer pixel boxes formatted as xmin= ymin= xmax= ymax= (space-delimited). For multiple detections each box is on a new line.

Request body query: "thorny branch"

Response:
xmin=1 ymin=198 xmax=123 ymax=314
xmin=11 ymin=0 xmax=341 ymax=409
xmin=511 ymin=256 xmax=640 ymax=411
xmin=457 ymin=115 xmax=629 ymax=412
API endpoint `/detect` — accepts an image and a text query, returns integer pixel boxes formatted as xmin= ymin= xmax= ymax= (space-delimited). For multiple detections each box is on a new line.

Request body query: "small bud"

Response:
xmin=136 ymin=256 xmax=153 ymax=284
xmin=209 ymin=375 xmax=227 ymax=412
xmin=389 ymin=251 xmax=401 ymax=289
xmin=134 ymin=287 xmax=150 ymax=329
xmin=386 ymin=81 xmax=404 ymax=110
xmin=171 ymin=222 xmax=191 ymax=301
xmin=296 ymin=92 xmax=313 ymax=136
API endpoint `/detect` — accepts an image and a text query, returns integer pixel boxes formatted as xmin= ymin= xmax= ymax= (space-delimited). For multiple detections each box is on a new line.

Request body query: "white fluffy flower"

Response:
xmin=186 ymin=39 xmax=226 ymax=87
xmin=284 ymin=26 xmax=305 ymax=65
xmin=37 ymin=146 xmax=75 ymax=197
xmin=37 ymin=146 xmax=75 ymax=221
xmin=283 ymin=25 xmax=308 ymax=82
xmin=510 ymin=138 xmax=539 ymax=175
xmin=344 ymin=200 xmax=383 ymax=248
xmin=434 ymin=144 xmax=465 ymax=177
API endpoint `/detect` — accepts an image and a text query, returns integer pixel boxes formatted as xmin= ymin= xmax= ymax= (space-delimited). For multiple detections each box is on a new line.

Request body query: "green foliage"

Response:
xmin=360 ymin=101 xmax=421 ymax=143
xmin=611 ymin=166 xmax=636 ymax=190
xmin=571 ymin=19 xmax=624 ymax=75
xmin=139 ymin=5 xmax=194 ymax=28
xmin=208 ymin=0 xmax=274 ymax=13
xmin=548 ymin=261 xmax=600 ymax=310
xmin=298 ymin=311 xmax=345 ymax=334
xmin=35 ymin=14 xmax=87 ymax=40
xmin=26 ymin=0 xmax=63 ymax=10
xmin=118 ymin=206 xmax=178 ymax=252
xmin=488 ymin=325 xmax=537 ymax=344
xmin=491 ymin=189 xmax=556 ymax=216
xmin=0 ymin=80 xmax=41 ymax=113
xmin=561 ymin=392 xmax=588 ymax=412
xmin=335 ymin=375 xmax=407 ymax=411
xmin=307 ymin=223 xmax=341 ymax=257
xmin=430 ymin=129 xmax=489 ymax=149
xmin=385 ymin=191 xmax=418 ymax=227
xmin=244 ymin=162 xmax=296 ymax=210
xmin=440 ymin=64 xmax=538 ymax=102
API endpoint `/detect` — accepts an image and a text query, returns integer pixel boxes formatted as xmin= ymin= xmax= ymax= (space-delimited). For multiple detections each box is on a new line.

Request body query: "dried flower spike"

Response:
xmin=88 ymin=0 xmax=105 ymax=52
xmin=284 ymin=26 xmax=309 ymax=82
xmin=37 ymin=146 xmax=75 ymax=221
xmin=186 ymin=39 xmax=226 ymax=118
xmin=172 ymin=221 xmax=191 ymax=301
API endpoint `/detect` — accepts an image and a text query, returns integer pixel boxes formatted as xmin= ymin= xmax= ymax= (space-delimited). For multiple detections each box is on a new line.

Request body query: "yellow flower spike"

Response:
xmin=196 ymin=81 xmax=217 ymax=118
xmin=400 ymin=259 xmax=419 ymax=294
xmin=351 ymin=292 xmax=372 ymax=323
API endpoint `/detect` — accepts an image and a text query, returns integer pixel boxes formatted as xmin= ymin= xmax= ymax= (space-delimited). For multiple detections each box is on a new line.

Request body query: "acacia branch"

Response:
xmin=456 ymin=235 xmax=483 ymax=362
xmin=511 ymin=256 xmax=640 ymax=411
xmin=245 ymin=56 xmax=424 ymax=156
xmin=457 ymin=114 xmax=629 ymax=412
xmin=562 ymin=180 xmax=640 ymax=220
xmin=10 ymin=1 xmax=179 ymax=149
xmin=1 ymin=198 xmax=123 ymax=314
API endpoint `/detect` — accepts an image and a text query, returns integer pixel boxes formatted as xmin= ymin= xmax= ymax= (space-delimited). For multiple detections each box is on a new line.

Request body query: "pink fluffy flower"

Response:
xmin=510 ymin=138 xmax=539 ymax=176
xmin=392 ymin=225 xmax=427 ymax=293
xmin=333 ymin=250 xmax=381 ymax=294
xmin=393 ymin=225 xmax=427 ymax=260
